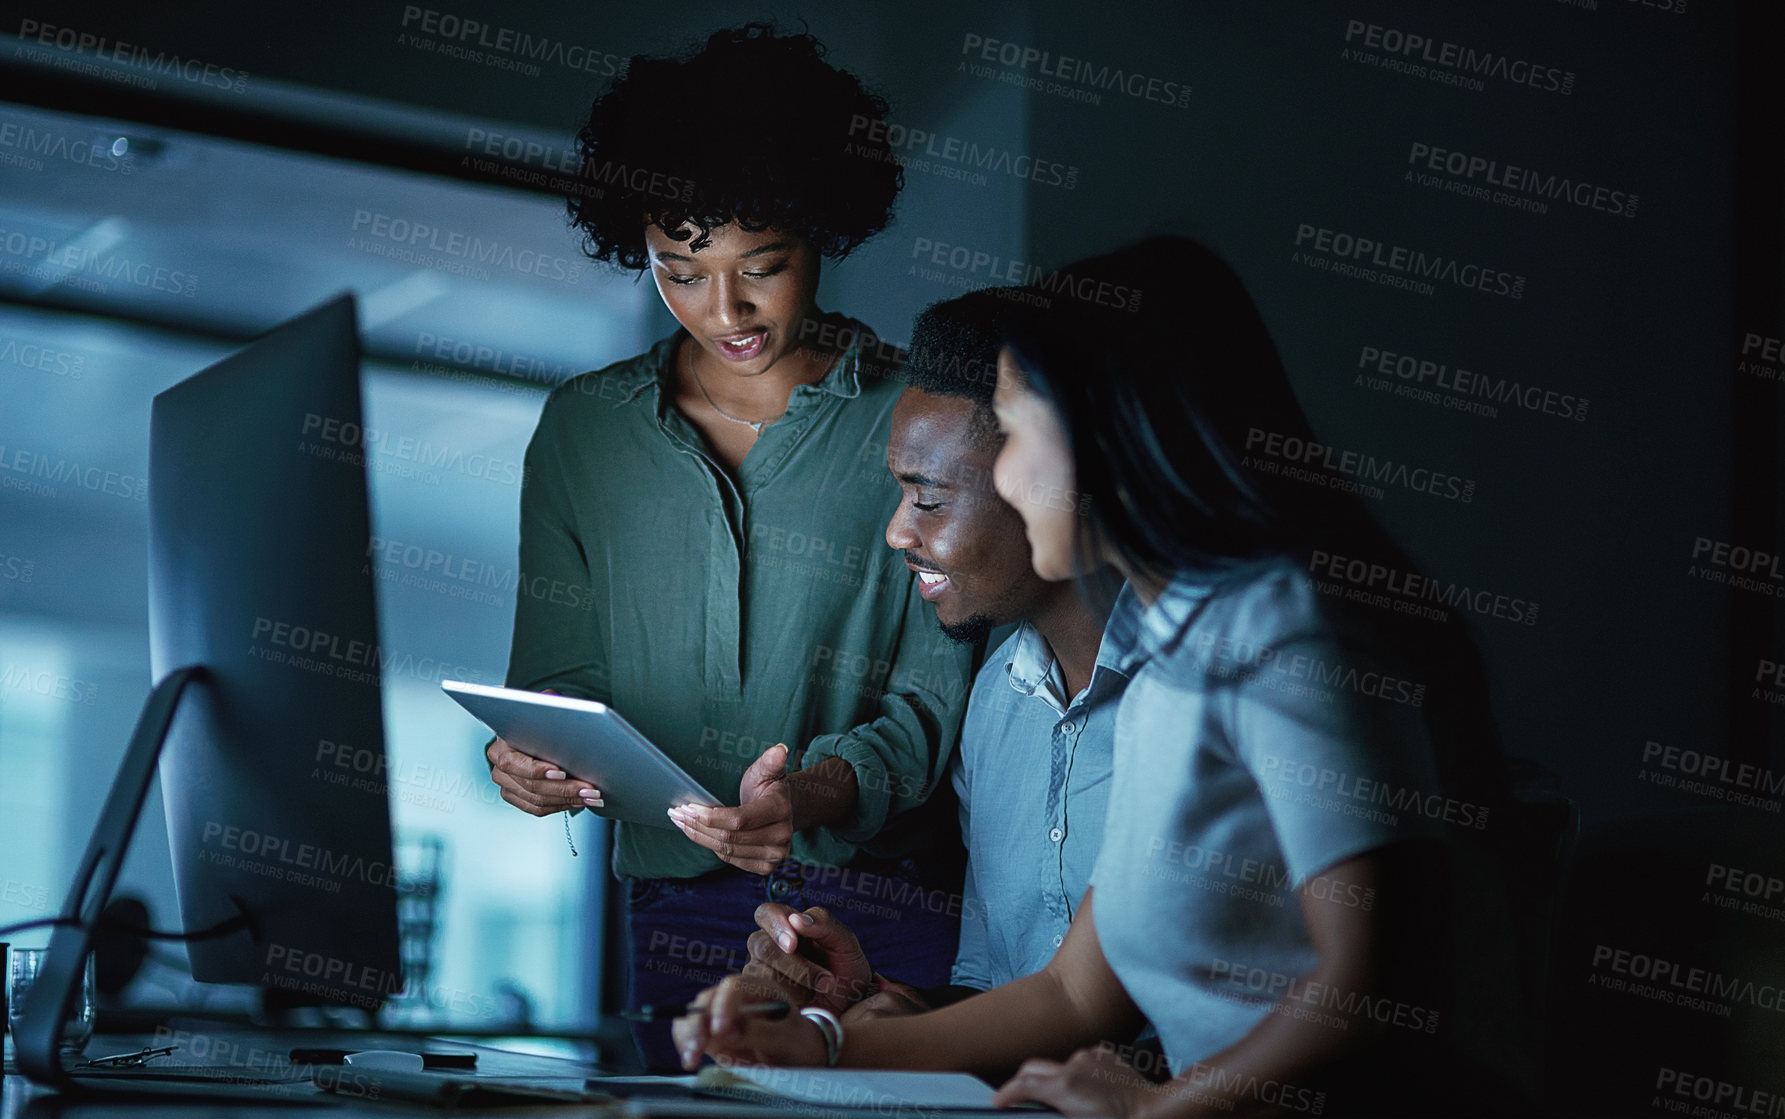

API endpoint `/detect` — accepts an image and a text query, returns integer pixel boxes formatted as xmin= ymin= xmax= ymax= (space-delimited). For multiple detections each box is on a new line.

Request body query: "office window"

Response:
xmin=0 ymin=104 xmax=650 ymax=1033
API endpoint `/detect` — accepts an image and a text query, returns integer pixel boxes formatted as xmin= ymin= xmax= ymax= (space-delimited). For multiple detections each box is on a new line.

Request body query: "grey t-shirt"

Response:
xmin=1091 ymin=559 xmax=1452 ymax=1072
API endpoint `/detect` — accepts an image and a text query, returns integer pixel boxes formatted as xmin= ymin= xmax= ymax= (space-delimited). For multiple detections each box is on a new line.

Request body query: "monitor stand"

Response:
xmin=13 ymin=666 xmax=212 ymax=1088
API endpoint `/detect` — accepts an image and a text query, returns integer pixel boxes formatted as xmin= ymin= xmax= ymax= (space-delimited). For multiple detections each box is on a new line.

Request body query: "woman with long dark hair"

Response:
xmin=486 ymin=25 xmax=974 ymax=1070
xmin=675 ymin=236 xmax=1534 ymax=1115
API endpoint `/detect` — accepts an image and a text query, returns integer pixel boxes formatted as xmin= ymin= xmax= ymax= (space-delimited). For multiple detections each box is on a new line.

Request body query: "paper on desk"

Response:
xmin=699 ymin=1065 xmax=1000 ymax=1109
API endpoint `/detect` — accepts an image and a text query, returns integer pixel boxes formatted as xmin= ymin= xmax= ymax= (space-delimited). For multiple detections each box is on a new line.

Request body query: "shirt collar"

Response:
xmin=1005 ymin=622 xmax=1062 ymax=701
xmin=1123 ymin=570 xmax=1221 ymax=670
xmin=1098 ymin=582 xmax=1144 ymax=672
xmin=607 ymin=335 xmax=671 ymax=406
xmin=1004 ymin=583 xmax=1143 ymax=714
xmin=807 ymin=317 xmax=885 ymax=399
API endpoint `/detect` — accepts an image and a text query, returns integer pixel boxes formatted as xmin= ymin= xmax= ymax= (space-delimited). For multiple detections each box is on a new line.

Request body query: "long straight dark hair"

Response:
xmin=1004 ymin=236 xmax=1395 ymax=587
xmin=1001 ymin=235 xmax=1515 ymax=821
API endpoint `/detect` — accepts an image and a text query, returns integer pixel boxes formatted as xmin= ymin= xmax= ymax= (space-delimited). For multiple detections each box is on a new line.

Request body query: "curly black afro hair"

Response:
xmin=566 ymin=23 xmax=903 ymax=270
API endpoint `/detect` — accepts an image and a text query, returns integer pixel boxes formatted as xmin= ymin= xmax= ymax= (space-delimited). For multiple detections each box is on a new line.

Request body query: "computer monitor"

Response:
xmin=14 ymin=294 xmax=402 ymax=1086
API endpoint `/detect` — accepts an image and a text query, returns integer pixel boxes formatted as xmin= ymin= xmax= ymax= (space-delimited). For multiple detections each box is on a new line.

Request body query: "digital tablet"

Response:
xmin=442 ymin=681 xmax=721 ymax=827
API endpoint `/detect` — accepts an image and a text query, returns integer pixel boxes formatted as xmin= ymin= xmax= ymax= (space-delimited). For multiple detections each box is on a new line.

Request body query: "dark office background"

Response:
xmin=0 ymin=0 xmax=1778 ymax=1111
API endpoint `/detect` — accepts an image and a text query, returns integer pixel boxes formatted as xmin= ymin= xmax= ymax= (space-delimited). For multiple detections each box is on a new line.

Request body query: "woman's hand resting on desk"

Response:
xmin=671 ymin=975 xmax=1155 ymax=1117
xmin=991 ymin=1045 xmax=1159 ymax=1118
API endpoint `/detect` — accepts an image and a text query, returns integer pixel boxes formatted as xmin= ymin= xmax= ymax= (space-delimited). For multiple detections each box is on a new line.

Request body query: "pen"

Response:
xmin=79 ymin=1044 xmax=178 ymax=1069
xmin=621 ymin=999 xmax=789 ymax=1022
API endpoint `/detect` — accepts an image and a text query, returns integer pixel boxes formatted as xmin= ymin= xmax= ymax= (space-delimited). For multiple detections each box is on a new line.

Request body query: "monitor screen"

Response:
xmin=148 ymin=293 xmax=401 ymax=1010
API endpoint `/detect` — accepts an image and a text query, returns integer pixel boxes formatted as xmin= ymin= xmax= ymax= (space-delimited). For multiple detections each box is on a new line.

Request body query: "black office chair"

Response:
xmin=1447 ymin=784 xmax=1580 ymax=1118
xmin=1542 ymin=807 xmax=1785 ymax=1116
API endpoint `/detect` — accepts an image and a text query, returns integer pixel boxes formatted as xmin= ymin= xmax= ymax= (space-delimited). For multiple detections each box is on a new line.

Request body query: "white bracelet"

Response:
xmin=799 ymin=1006 xmax=844 ymax=1067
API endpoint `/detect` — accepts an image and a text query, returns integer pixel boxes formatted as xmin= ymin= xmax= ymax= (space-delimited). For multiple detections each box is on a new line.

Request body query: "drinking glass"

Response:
xmin=8 ymin=947 xmax=95 ymax=1055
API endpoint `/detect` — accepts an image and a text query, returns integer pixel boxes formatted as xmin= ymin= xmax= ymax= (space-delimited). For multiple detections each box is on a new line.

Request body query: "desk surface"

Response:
xmin=3 ymin=1025 xmax=616 ymax=1117
xmin=1 ymin=1027 xmax=1018 ymax=1119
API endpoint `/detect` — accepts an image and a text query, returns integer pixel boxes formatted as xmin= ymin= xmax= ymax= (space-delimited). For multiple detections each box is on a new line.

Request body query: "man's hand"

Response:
xmin=844 ymin=977 xmax=930 ymax=1022
xmin=486 ymin=736 xmax=603 ymax=817
xmin=744 ymin=904 xmax=877 ymax=1015
xmin=670 ymin=744 xmax=794 ymax=874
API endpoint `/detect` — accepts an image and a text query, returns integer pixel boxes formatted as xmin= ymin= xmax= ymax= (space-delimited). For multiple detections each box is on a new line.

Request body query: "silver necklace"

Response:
xmin=683 ymin=341 xmax=785 ymax=434
xmin=681 ymin=338 xmax=843 ymax=434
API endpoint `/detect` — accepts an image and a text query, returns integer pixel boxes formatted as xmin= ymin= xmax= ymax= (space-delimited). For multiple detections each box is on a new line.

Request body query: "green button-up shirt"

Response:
xmin=505 ymin=321 xmax=973 ymax=880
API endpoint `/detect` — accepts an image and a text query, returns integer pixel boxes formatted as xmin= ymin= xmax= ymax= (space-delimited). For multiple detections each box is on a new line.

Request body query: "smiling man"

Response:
xmin=736 ymin=288 xmax=1141 ymax=1020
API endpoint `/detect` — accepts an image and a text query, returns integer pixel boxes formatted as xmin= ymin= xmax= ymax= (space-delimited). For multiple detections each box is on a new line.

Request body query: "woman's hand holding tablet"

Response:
xmin=485 ymin=735 xmax=604 ymax=816
xmin=444 ymin=681 xmax=719 ymax=827
xmin=479 ymin=687 xmax=605 ymax=815
xmin=669 ymin=746 xmax=864 ymax=874
xmin=668 ymin=743 xmax=793 ymax=874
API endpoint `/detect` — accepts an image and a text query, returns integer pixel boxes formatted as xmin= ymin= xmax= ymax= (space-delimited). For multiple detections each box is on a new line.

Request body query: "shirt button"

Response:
xmin=1052 ymin=934 xmax=1064 ymax=948
xmin=1048 ymin=827 xmax=1063 ymax=843
xmin=1059 ymin=721 xmax=1077 ymax=735
xmin=768 ymin=878 xmax=793 ymax=900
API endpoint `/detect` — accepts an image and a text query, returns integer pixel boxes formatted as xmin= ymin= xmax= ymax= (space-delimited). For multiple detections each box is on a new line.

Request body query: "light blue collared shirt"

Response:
xmin=949 ymin=590 xmax=1138 ymax=990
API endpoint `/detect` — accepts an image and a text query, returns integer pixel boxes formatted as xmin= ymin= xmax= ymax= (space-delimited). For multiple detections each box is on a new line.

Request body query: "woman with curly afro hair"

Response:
xmin=486 ymin=24 xmax=974 ymax=1069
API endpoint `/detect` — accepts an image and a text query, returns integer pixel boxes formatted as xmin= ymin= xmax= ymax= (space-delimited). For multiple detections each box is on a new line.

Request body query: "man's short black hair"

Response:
xmin=567 ymin=23 xmax=903 ymax=269
xmin=901 ymin=288 xmax=1023 ymax=447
